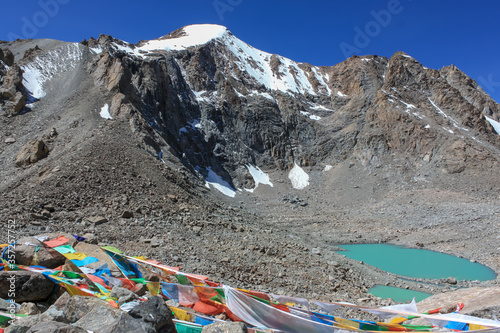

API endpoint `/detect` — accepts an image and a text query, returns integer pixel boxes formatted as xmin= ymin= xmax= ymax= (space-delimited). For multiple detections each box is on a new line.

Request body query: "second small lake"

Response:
xmin=336 ymin=244 xmax=496 ymax=281
xmin=368 ymin=285 xmax=432 ymax=302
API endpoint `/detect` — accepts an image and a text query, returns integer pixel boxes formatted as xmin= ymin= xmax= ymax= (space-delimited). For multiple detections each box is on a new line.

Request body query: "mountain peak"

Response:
xmin=138 ymin=24 xmax=229 ymax=52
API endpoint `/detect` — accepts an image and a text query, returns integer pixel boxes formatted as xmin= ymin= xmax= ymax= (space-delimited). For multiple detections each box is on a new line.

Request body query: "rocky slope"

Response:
xmin=0 ymin=24 xmax=499 ymax=311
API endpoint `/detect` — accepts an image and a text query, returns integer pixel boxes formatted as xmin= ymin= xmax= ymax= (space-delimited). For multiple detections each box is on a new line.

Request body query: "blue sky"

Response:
xmin=2 ymin=0 xmax=499 ymax=102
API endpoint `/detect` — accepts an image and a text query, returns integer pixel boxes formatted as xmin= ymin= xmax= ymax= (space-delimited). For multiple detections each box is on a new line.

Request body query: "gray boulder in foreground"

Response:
xmin=202 ymin=322 xmax=248 ymax=333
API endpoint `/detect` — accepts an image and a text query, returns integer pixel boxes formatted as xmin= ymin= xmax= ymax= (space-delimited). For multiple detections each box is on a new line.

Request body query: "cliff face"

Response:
xmin=2 ymin=24 xmax=500 ymax=195
xmin=80 ymin=25 xmax=500 ymax=192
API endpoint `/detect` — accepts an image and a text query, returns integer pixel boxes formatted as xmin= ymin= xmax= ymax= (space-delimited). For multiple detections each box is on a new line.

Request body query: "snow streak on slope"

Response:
xmin=485 ymin=116 xmax=500 ymax=135
xmin=22 ymin=43 xmax=83 ymax=100
xmin=288 ymin=163 xmax=310 ymax=190
xmin=205 ymin=168 xmax=237 ymax=198
xmin=222 ymin=32 xmax=329 ymax=96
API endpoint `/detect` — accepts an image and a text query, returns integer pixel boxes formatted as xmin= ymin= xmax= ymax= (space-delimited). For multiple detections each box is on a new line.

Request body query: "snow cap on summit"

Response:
xmin=139 ymin=24 xmax=229 ymax=52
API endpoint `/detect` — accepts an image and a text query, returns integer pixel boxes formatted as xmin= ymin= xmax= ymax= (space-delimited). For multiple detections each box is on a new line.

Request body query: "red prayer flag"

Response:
xmin=44 ymin=236 xmax=70 ymax=248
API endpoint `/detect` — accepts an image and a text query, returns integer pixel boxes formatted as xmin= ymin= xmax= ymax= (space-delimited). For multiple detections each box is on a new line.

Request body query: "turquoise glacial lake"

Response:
xmin=336 ymin=244 xmax=496 ymax=281
xmin=368 ymin=285 xmax=432 ymax=303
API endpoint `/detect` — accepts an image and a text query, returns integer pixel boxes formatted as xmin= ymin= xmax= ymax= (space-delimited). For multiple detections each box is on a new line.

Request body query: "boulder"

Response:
xmin=15 ymin=139 xmax=49 ymax=167
xmin=5 ymin=305 xmax=66 ymax=333
xmin=14 ymin=234 xmax=77 ymax=268
xmin=72 ymin=242 xmax=119 ymax=274
xmin=1 ymin=48 xmax=15 ymax=67
xmin=53 ymin=292 xmax=71 ymax=309
xmin=202 ymin=322 xmax=248 ymax=333
xmin=0 ymin=271 xmax=55 ymax=302
xmin=73 ymin=297 xmax=177 ymax=333
xmin=12 ymin=91 xmax=26 ymax=114
xmin=110 ymin=285 xmax=138 ymax=306
xmin=128 ymin=296 xmax=177 ymax=333
xmin=2 ymin=64 xmax=23 ymax=90
xmin=63 ymin=296 xmax=117 ymax=323
xmin=73 ymin=306 xmax=123 ymax=332
xmin=87 ymin=216 xmax=108 ymax=225
xmin=0 ymin=298 xmax=16 ymax=311
xmin=26 ymin=321 xmax=87 ymax=333
xmin=121 ymin=210 xmax=134 ymax=218
xmin=18 ymin=302 xmax=41 ymax=315
xmin=446 ymin=276 xmax=457 ymax=285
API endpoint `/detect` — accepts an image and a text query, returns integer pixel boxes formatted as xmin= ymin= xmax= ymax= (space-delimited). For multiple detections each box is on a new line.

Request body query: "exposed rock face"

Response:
xmin=15 ymin=139 xmax=49 ymax=167
xmin=84 ymin=25 xmax=500 ymax=191
xmin=0 ymin=48 xmax=27 ymax=116
xmin=0 ymin=64 xmax=27 ymax=116
xmin=1 ymin=48 xmax=15 ymax=67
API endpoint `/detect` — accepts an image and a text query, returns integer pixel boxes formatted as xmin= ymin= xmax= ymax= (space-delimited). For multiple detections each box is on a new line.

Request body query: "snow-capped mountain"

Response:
xmin=2 ymin=24 xmax=500 ymax=197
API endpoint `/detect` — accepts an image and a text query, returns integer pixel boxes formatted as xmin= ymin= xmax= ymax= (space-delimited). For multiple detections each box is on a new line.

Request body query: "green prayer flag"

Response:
xmin=54 ymin=244 xmax=76 ymax=254
xmin=101 ymin=246 xmax=123 ymax=254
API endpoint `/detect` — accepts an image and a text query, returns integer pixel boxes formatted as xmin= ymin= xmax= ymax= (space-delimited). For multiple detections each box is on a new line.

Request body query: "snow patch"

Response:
xmin=337 ymin=91 xmax=347 ymax=97
xmin=324 ymin=165 xmax=333 ymax=172
xmin=223 ymin=32 xmax=325 ymax=96
xmin=100 ymin=104 xmax=112 ymax=119
xmin=248 ymin=90 xmax=275 ymax=101
xmin=288 ymin=163 xmax=310 ymax=190
xmin=246 ymin=165 xmax=273 ymax=192
xmin=485 ymin=116 xmax=500 ymax=135
xmin=90 ymin=47 xmax=103 ymax=54
xmin=139 ymin=25 xmax=227 ymax=52
xmin=442 ymin=127 xmax=454 ymax=134
xmin=429 ymin=98 xmax=469 ymax=132
xmin=22 ymin=43 xmax=83 ymax=101
xmin=179 ymin=119 xmax=202 ymax=135
xmin=310 ymin=104 xmax=334 ymax=112
xmin=300 ymin=111 xmax=321 ymax=121
xmin=205 ymin=168 xmax=236 ymax=198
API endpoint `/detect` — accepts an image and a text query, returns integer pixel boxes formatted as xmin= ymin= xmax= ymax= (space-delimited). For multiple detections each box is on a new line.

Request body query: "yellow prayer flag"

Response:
xmin=63 ymin=283 xmax=94 ymax=297
xmin=146 ymin=282 xmax=161 ymax=296
xmin=171 ymin=307 xmax=193 ymax=322
xmin=63 ymin=252 xmax=88 ymax=261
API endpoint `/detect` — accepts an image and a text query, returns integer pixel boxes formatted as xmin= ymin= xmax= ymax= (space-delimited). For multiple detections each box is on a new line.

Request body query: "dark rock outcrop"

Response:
xmin=85 ymin=26 xmax=500 ymax=191
xmin=0 ymin=271 xmax=55 ymax=303
xmin=0 ymin=62 xmax=27 ymax=116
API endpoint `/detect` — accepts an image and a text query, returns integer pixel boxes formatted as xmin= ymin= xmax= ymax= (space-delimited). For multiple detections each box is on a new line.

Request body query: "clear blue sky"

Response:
xmin=2 ymin=0 xmax=499 ymax=102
